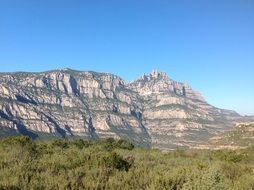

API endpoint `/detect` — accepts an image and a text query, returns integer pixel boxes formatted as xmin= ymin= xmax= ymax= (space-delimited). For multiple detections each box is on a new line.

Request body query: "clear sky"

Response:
xmin=0 ymin=0 xmax=253 ymax=115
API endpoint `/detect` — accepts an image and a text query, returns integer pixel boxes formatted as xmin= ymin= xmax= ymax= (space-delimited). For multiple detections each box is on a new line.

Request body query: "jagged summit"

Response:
xmin=129 ymin=70 xmax=204 ymax=101
xmin=143 ymin=70 xmax=169 ymax=80
xmin=134 ymin=70 xmax=169 ymax=82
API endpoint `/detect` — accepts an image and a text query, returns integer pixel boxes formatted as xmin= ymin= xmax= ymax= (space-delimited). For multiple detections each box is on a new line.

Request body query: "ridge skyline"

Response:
xmin=0 ymin=67 xmax=252 ymax=116
xmin=0 ymin=67 xmax=243 ymax=148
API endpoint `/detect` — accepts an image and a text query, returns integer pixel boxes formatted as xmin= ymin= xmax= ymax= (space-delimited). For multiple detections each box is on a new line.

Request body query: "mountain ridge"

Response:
xmin=0 ymin=68 xmax=243 ymax=149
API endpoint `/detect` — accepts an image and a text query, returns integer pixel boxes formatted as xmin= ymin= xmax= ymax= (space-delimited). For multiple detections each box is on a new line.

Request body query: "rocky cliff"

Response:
xmin=0 ymin=69 xmax=242 ymax=149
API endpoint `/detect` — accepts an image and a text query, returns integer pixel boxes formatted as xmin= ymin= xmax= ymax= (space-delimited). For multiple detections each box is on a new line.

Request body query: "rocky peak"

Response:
xmin=138 ymin=70 xmax=169 ymax=82
xmin=148 ymin=70 xmax=169 ymax=80
xmin=129 ymin=70 xmax=204 ymax=101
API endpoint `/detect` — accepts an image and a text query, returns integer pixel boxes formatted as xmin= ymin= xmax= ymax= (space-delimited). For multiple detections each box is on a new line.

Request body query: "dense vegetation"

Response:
xmin=0 ymin=136 xmax=254 ymax=190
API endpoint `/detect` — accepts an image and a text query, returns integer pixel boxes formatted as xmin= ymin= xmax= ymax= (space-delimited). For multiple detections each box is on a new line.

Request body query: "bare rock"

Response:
xmin=0 ymin=69 xmax=242 ymax=149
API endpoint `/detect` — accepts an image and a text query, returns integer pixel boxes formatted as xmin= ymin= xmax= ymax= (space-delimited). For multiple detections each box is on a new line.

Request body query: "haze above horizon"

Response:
xmin=0 ymin=0 xmax=253 ymax=115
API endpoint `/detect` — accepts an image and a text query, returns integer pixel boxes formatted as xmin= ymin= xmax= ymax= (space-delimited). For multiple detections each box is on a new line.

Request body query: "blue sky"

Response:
xmin=0 ymin=0 xmax=253 ymax=115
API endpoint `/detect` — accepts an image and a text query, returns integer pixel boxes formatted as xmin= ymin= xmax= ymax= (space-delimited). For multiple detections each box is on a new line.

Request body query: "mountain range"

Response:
xmin=0 ymin=69 xmax=247 ymax=149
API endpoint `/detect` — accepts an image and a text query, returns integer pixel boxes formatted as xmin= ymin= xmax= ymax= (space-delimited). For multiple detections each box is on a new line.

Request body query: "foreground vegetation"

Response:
xmin=0 ymin=136 xmax=254 ymax=190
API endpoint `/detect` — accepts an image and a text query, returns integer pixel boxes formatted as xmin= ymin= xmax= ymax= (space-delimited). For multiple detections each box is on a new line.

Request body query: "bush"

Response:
xmin=101 ymin=152 xmax=131 ymax=172
xmin=117 ymin=139 xmax=135 ymax=150
xmin=102 ymin=138 xmax=116 ymax=151
xmin=52 ymin=139 xmax=69 ymax=149
xmin=212 ymin=150 xmax=245 ymax=163
xmin=2 ymin=135 xmax=32 ymax=146
xmin=102 ymin=138 xmax=135 ymax=151
xmin=219 ymin=163 xmax=244 ymax=182
xmin=72 ymin=139 xmax=91 ymax=149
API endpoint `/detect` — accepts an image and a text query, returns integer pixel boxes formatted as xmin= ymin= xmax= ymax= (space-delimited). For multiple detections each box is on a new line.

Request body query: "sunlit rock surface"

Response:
xmin=0 ymin=69 xmax=241 ymax=149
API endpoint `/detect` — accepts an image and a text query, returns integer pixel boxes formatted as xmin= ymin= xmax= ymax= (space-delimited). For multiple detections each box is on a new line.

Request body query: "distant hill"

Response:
xmin=209 ymin=122 xmax=254 ymax=149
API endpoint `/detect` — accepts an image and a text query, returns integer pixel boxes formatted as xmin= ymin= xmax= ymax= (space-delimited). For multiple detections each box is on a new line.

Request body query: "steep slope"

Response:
xmin=129 ymin=70 xmax=241 ymax=149
xmin=0 ymin=69 xmax=242 ymax=149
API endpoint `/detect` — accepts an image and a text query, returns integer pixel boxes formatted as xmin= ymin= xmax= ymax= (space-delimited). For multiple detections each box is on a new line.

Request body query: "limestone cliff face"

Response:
xmin=129 ymin=71 xmax=241 ymax=149
xmin=0 ymin=69 xmax=241 ymax=149
xmin=129 ymin=70 xmax=204 ymax=101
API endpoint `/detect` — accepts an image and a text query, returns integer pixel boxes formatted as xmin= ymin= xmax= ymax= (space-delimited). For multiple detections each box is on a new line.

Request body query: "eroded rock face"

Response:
xmin=129 ymin=70 xmax=204 ymax=101
xmin=0 ymin=69 xmax=241 ymax=149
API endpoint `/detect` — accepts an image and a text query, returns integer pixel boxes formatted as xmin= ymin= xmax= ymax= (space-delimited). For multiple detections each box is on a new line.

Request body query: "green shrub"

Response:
xmin=52 ymin=139 xmax=69 ymax=149
xmin=101 ymin=138 xmax=135 ymax=151
xmin=219 ymin=163 xmax=244 ymax=182
xmin=117 ymin=139 xmax=135 ymax=150
xmin=102 ymin=138 xmax=116 ymax=151
xmin=2 ymin=135 xmax=32 ymax=146
xmin=212 ymin=150 xmax=245 ymax=163
xmin=72 ymin=139 xmax=91 ymax=149
xmin=101 ymin=152 xmax=131 ymax=172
